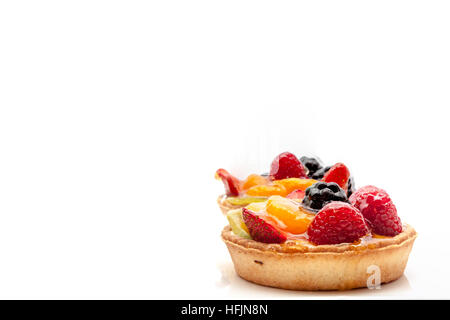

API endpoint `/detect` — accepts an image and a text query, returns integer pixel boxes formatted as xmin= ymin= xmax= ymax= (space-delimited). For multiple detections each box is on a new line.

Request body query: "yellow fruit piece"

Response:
xmin=226 ymin=209 xmax=251 ymax=239
xmin=266 ymin=196 xmax=314 ymax=234
xmin=245 ymin=201 xmax=267 ymax=212
xmin=273 ymin=178 xmax=318 ymax=194
xmin=226 ymin=196 xmax=267 ymax=206
xmin=242 ymin=174 xmax=268 ymax=190
xmin=246 ymin=184 xmax=287 ymax=197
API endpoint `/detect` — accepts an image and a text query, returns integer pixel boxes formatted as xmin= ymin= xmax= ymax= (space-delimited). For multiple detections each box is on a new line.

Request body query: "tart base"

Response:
xmin=222 ymin=225 xmax=417 ymax=291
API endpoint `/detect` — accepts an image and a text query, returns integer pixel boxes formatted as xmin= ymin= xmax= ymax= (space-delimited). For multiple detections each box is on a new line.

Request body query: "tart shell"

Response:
xmin=217 ymin=195 xmax=244 ymax=215
xmin=222 ymin=225 xmax=417 ymax=290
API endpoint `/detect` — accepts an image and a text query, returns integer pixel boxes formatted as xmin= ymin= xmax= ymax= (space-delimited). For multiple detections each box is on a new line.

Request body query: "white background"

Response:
xmin=0 ymin=1 xmax=449 ymax=299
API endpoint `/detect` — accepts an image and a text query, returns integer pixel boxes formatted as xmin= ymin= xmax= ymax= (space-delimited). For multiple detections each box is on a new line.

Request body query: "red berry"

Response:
xmin=242 ymin=208 xmax=287 ymax=244
xmin=215 ymin=168 xmax=241 ymax=196
xmin=286 ymin=189 xmax=305 ymax=200
xmin=322 ymin=163 xmax=350 ymax=190
xmin=269 ymin=152 xmax=307 ymax=181
xmin=307 ymin=202 xmax=368 ymax=245
xmin=349 ymin=185 xmax=402 ymax=236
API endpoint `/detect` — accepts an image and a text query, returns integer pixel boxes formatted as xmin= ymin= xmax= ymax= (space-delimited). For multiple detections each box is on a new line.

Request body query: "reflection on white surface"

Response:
xmin=216 ymin=260 xmax=411 ymax=299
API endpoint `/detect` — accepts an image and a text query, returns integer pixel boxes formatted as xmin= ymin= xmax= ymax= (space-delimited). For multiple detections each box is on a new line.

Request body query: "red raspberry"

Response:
xmin=307 ymin=202 xmax=368 ymax=245
xmin=269 ymin=152 xmax=307 ymax=180
xmin=349 ymin=185 xmax=402 ymax=236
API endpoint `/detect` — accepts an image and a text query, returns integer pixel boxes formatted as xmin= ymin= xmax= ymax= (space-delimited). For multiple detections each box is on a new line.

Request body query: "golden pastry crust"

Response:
xmin=217 ymin=195 xmax=243 ymax=215
xmin=222 ymin=225 xmax=417 ymax=290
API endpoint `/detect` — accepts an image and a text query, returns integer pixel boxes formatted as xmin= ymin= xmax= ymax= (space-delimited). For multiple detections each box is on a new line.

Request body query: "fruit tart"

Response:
xmin=219 ymin=152 xmax=417 ymax=290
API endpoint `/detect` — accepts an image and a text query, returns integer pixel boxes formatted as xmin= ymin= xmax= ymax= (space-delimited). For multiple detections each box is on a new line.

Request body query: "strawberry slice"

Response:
xmin=242 ymin=208 xmax=287 ymax=243
xmin=286 ymin=189 xmax=306 ymax=200
xmin=215 ymin=168 xmax=241 ymax=196
xmin=322 ymin=163 xmax=350 ymax=191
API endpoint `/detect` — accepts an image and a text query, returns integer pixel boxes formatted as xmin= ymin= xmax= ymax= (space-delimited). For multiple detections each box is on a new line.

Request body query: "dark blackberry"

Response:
xmin=300 ymin=156 xmax=323 ymax=177
xmin=310 ymin=165 xmax=331 ymax=180
xmin=347 ymin=176 xmax=355 ymax=198
xmin=302 ymin=181 xmax=349 ymax=211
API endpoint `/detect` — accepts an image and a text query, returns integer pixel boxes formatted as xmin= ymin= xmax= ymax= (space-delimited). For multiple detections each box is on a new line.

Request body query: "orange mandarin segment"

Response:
xmin=273 ymin=178 xmax=318 ymax=194
xmin=266 ymin=196 xmax=314 ymax=234
xmin=246 ymin=184 xmax=287 ymax=197
xmin=242 ymin=174 xmax=269 ymax=190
